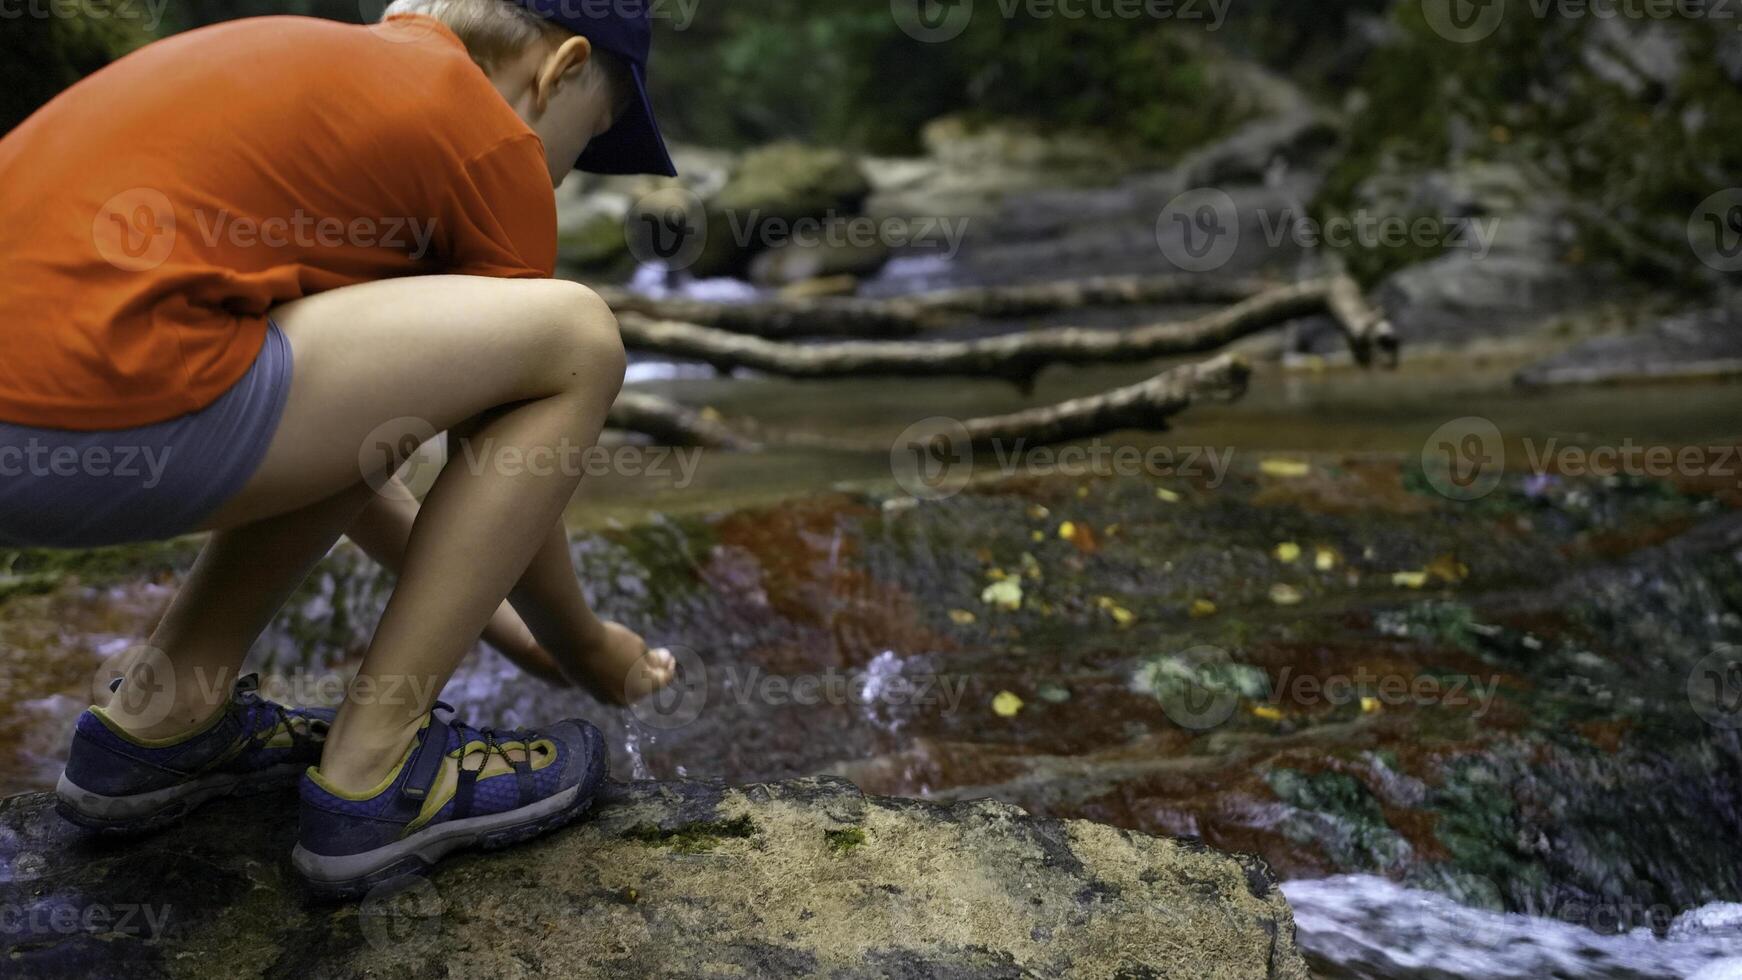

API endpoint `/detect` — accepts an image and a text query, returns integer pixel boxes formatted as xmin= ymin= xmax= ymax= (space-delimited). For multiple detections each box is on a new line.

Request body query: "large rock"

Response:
xmin=0 ymin=776 xmax=1309 ymax=979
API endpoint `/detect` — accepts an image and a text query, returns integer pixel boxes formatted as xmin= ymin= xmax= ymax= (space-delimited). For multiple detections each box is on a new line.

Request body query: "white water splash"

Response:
xmin=1282 ymin=875 xmax=1742 ymax=980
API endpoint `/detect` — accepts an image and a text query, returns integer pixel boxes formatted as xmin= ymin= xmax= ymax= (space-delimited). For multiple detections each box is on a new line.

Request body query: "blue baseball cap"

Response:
xmin=517 ymin=0 xmax=677 ymax=177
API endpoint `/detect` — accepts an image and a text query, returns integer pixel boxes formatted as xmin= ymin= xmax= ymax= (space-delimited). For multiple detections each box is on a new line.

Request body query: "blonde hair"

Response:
xmin=384 ymin=0 xmax=573 ymax=72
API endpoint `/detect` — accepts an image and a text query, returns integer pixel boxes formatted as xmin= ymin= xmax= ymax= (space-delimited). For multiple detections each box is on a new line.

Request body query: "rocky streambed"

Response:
xmin=4 ymin=452 xmax=1742 ymax=975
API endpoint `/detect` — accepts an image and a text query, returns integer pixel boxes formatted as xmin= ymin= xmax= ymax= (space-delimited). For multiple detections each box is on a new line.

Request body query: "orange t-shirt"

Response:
xmin=0 ymin=15 xmax=557 ymax=430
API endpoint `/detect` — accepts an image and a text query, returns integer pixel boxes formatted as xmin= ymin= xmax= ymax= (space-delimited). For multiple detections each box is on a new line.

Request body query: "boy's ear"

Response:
xmin=533 ymin=35 xmax=594 ymax=113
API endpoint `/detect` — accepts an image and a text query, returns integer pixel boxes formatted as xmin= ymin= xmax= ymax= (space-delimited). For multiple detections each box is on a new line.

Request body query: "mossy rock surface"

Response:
xmin=0 ymin=776 xmax=1309 ymax=979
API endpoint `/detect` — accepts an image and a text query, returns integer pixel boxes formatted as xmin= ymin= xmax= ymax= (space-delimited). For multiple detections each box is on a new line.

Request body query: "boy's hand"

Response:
xmin=552 ymin=620 xmax=677 ymax=706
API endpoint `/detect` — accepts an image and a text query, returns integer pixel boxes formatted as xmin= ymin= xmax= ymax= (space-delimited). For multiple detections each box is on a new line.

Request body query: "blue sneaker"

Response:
xmin=291 ymin=704 xmax=607 ymax=900
xmin=56 ymin=673 xmax=334 ymax=833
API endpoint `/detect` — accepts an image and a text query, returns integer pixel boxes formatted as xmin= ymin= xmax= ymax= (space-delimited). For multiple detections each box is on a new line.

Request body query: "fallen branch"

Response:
xmin=617 ymin=277 xmax=1371 ymax=388
xmin=596 ymin=274 xmax=1274 ymax=340
xmin=606 ymin=392 xmax=760 ymax=451
xmin=604 ymin=354 xmax=1250 ymax=451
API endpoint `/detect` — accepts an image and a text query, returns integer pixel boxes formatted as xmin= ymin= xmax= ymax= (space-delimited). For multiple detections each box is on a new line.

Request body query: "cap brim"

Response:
xmin=574 ymin=63 xmax=676 ymax=177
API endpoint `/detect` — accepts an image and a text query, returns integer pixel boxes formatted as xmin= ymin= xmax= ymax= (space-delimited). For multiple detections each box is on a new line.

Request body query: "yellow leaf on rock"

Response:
xmin=1270 ymin=584 xmax=1304 ymax=606
xmin=1189 ymin=599 xmax=1219 ymax=619
xmin=1360 ymin=696 xmax=1381 ymax=713
xmin=1027 ymin=504 xmax=1050 ymax=520
xmin=981 ymin=578 xmax=1024 ymax=611
xmin=992 ymin=691 xmax=1024 ymax=717
xmin=1315 ymin=547 xmax=1339 ymax=572
xmin=948 ymin=609 xmax=977 ymax=625
xmin=1392 ymin=571 xmax=1429 ymax=589
xmin=1426 ymin=554 xmax=1469 ymax=583
xmin=1260 ymin=459 xmax=1311 ymax=479
xmin=1275 ymin=542 xmax=1301 ymax=563
xmin=1095 ymin=597 xmax=1136 ymax=627
xmin=1058 ymin=521 xmax=1077 ymax=541
xmin=1031 ymin=530 xmax=1045 ymax=542
xmin=1156 ymin=487 xmax=1182 ymax=503
xmin=1252 ymin=705 xmax=1284 ymax=721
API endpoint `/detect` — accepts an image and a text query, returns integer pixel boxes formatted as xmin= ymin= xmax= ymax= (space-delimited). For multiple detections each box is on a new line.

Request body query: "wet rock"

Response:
xmin=714 ymin=142 xmax=870 ymax=229
xmin=1516 ymin=307 xmax=1742 ymax=387
xmin=0 ymin=776 xmax=1309 ymax=979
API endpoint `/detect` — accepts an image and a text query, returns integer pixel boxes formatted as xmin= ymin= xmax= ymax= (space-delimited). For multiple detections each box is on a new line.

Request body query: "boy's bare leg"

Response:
xmin=100 ymin=482 xmax=376 ymax=737
xmin=346 ymin=479 xmax=675 ymax=700
xmin=192 ymin=275 xmax=629 ymax=793
xmin=344 ymin=478 xmax=569 ymax=688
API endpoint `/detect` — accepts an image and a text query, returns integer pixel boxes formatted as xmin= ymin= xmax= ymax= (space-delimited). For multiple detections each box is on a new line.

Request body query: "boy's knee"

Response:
xmin=534 ymin=281 xmax=626 ymax=395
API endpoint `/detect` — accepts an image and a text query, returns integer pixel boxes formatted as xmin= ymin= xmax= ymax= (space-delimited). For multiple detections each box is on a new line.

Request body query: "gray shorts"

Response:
xmin=0 ymin=320 xmax=293 ymax=549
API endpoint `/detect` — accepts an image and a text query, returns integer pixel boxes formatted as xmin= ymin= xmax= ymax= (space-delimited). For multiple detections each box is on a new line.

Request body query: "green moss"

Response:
xmin=622 ymin=815 xmax=758 ymax=854
xmin=1267 ymin=768 xmax=1410 ymax=871
xmin=0 ymin=539 xmax=202 ymax=592
xmin=824 ymin=827 xmax=866 ymax=855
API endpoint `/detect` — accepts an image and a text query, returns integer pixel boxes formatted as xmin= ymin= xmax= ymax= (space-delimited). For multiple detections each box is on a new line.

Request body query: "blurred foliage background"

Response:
xmin=5 ymin=0 xmax=1740 ymax=292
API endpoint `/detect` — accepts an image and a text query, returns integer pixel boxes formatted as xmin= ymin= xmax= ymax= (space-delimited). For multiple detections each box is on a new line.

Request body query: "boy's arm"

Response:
xmin=344 ymin=478 xmax=572 ymax=687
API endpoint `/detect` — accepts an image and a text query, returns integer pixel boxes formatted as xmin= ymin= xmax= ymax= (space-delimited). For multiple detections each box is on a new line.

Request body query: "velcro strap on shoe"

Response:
xmin=453 ymin=763 xmax=479 ymax=820
xmin=400 ymin=716 xmax=450 ymax=802
xmin=511 ymin=753 xmax=535 ymax=808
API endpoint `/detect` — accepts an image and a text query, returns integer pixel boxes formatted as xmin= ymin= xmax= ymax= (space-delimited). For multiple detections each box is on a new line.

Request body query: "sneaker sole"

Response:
xmin=55 ymin=763 xmax=305 ymax=834
xmin=291 ymin=779 xmax=600 ymax=901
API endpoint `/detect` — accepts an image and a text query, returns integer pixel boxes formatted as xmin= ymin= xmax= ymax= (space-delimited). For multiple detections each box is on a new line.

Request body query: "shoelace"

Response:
xmin=429 ymin=702 xmax=542 ymax=814
xmin=232 ymin=674 xmax=317 ymax=751
xmin=435 ymin=702 xmax=538 ymax=770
